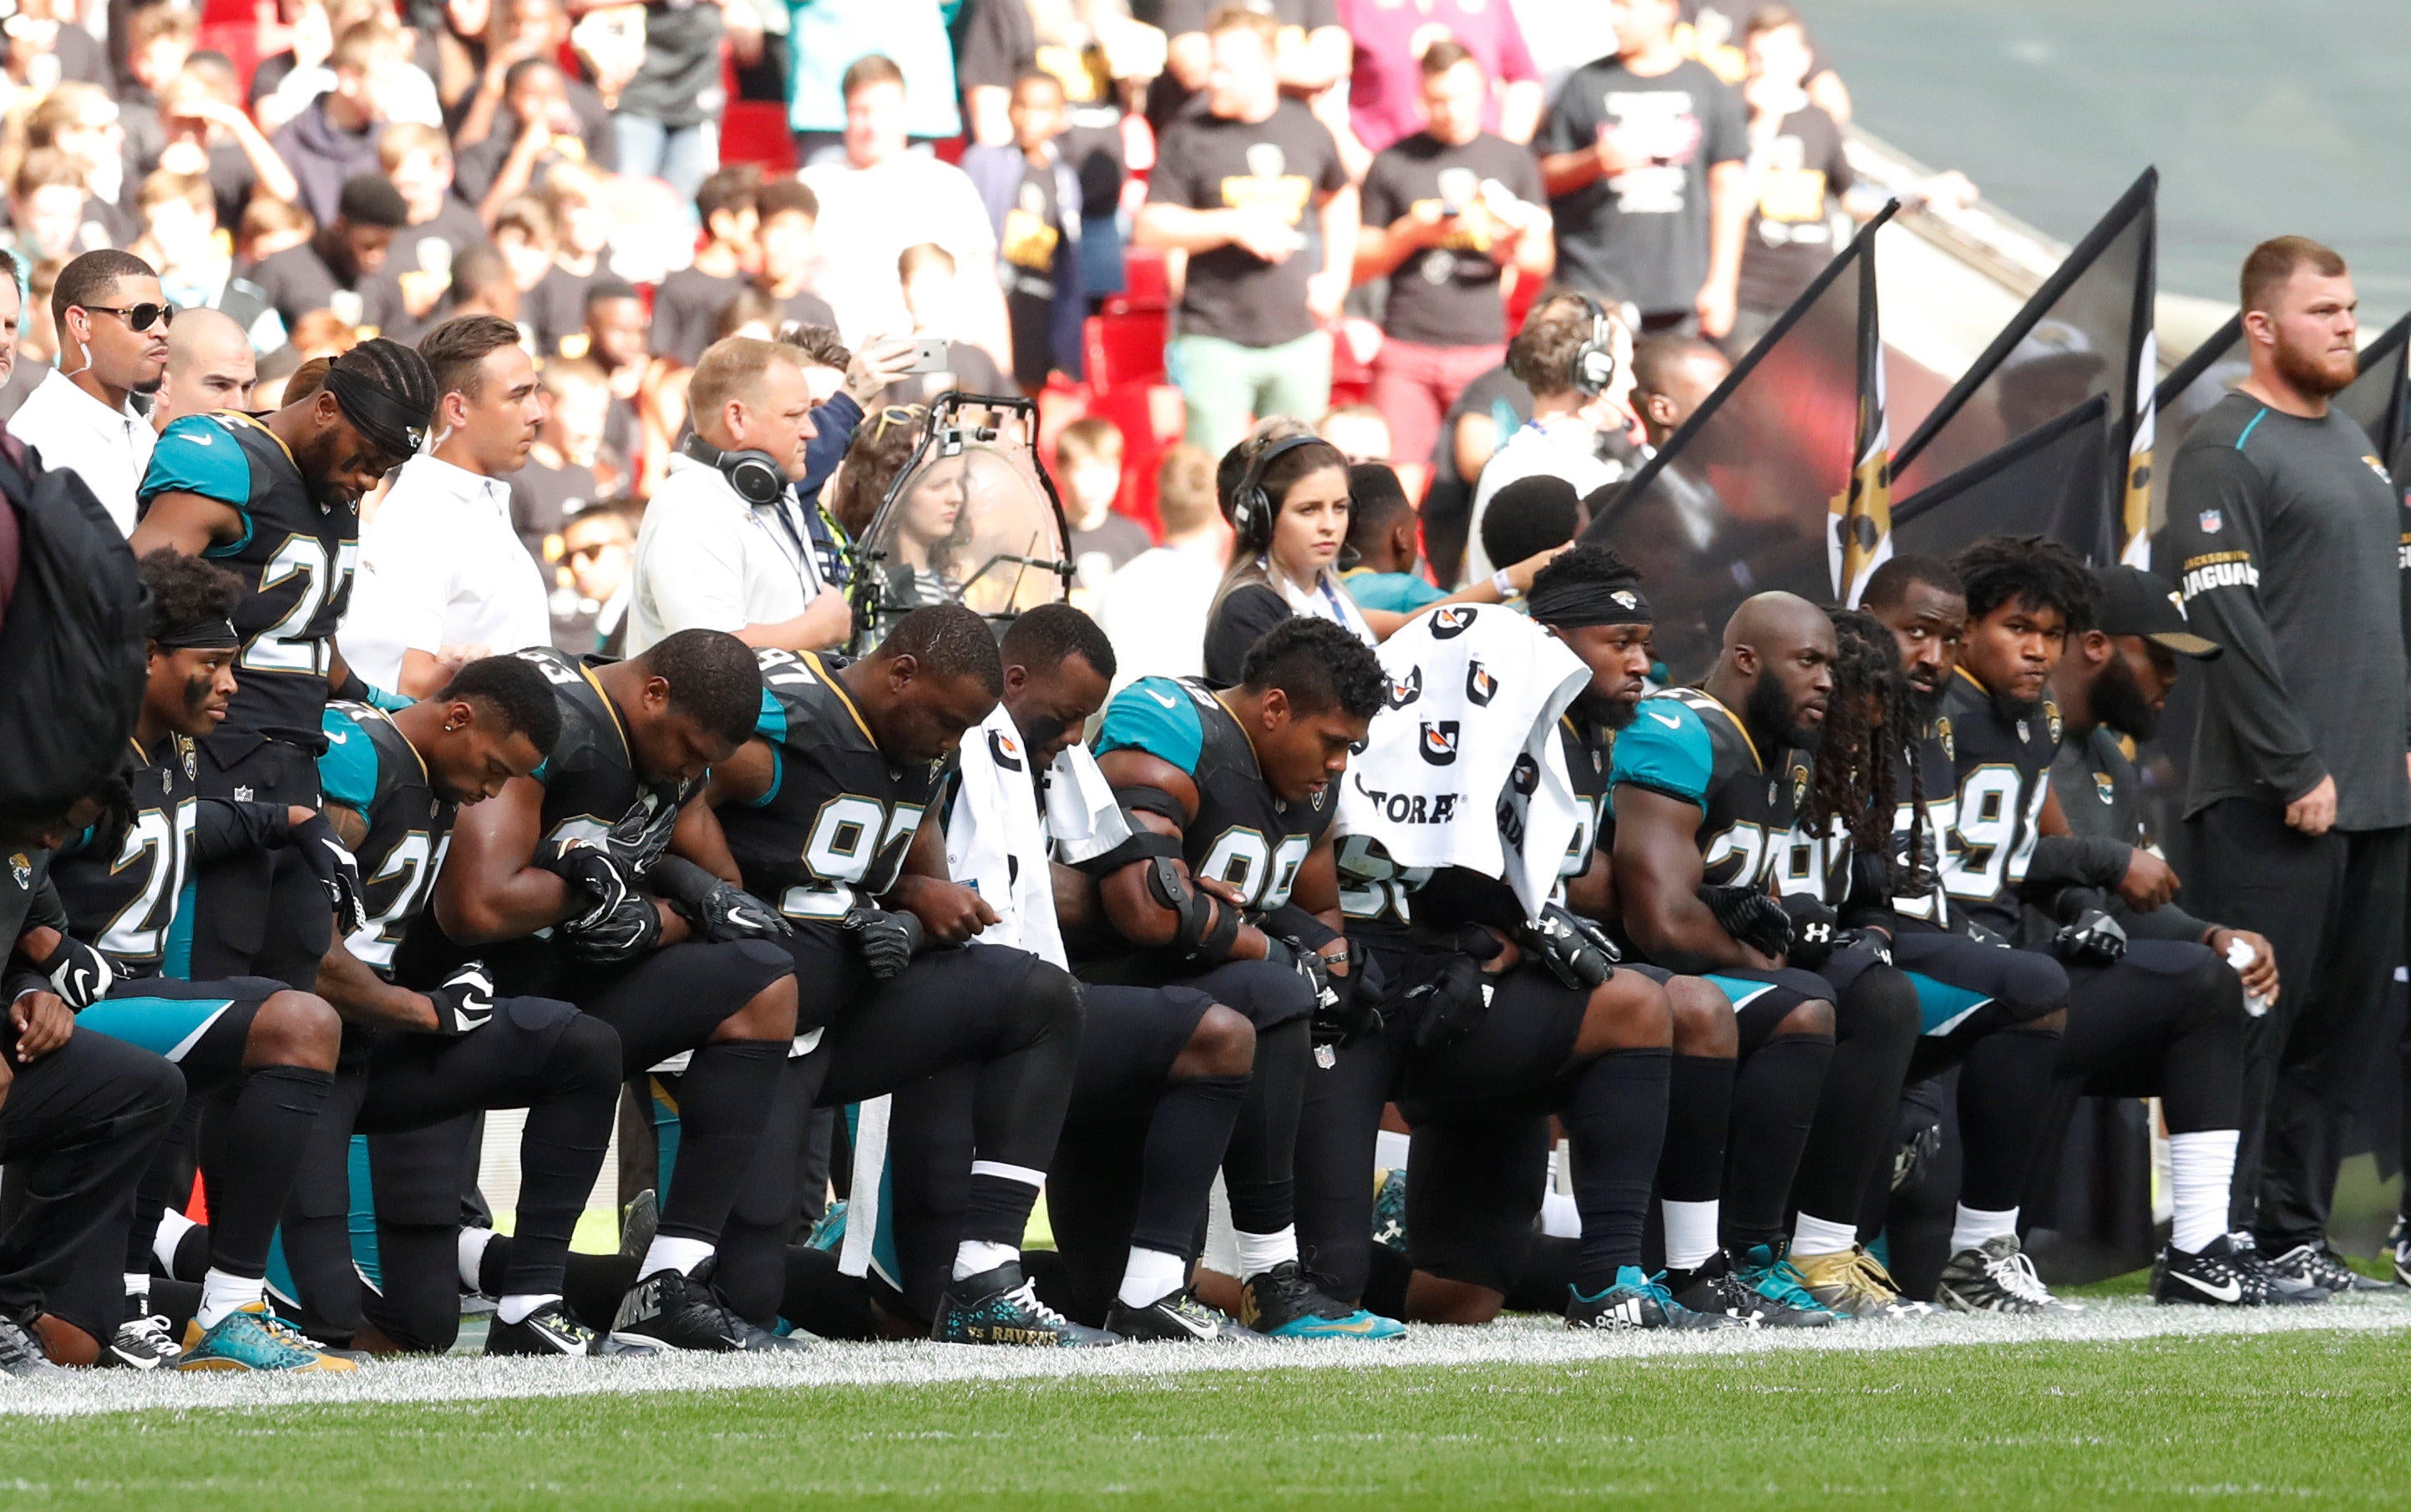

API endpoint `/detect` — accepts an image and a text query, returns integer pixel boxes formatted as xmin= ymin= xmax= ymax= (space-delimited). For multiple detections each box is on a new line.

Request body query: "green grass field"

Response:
xmin=8 ymin=1322 xmax=2407 ymax=1509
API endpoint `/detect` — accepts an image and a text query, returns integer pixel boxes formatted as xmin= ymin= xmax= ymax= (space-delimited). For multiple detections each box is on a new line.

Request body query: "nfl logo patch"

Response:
xmin=2198 ymin=509 xmax=2222 ymax=534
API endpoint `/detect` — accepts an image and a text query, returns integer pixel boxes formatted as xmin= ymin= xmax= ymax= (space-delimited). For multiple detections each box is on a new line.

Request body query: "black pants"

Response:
xmin=189 ymin=734 xmax=330 ymax=990
xmin=0 ymin=1032 xmax=185 ymax=1332
xmin=2186 ymin=802 xmax=2409 ymax=1245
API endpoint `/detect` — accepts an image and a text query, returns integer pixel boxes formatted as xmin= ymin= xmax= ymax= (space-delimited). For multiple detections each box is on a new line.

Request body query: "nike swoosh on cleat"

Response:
xmin=2173 ymin=1271 xmax=2242 ymax=1303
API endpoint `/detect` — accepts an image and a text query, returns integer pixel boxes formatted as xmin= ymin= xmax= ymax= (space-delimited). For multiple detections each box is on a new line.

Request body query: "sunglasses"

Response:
xmin=565 ymin=541 xmax=625 ymax=564
xmin=83 ymin=303 xmax=175 ymax=333
xmin=869 ymin=403 xmax=926 ymax=442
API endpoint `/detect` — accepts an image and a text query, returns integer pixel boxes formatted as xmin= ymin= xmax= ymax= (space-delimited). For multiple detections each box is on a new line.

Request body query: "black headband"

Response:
xmin=1528 ymin=579 xmax=1654 ymax=628
xmin=322 ymin=365 xmax=429 ymax=459
xmin=152 ymin=618 xmax=240 ymax=650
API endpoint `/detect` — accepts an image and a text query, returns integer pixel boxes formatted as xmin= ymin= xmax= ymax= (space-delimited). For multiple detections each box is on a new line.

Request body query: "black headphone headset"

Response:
xmin=1230 ymin=433 xmax=1326 ymax=554
xmin=1565 ymin=291 xmax=1620 ymax=399
xmin=681 ymin=432 xmax=787 ymax=508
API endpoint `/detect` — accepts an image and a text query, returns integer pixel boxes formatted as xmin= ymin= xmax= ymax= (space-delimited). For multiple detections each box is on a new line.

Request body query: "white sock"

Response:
xmin=152 ymin=1209 xmax=195 ymax=1272
xmin=951 ymin=1240 xmax=1021 ymax=1282
xmin=1791 ymin=1211 xmax=1859 ymax=1257
xmin=2168 ymin=1128 xmax=2239 ymax=1253
xmin=458 ymin=1226 xmax=498 ymax=1291
xmin=496 ymin=1292 xmax=560 ymax=1326
xmin=1539 ymin=1190 xmax=1581 ymax=1239
xmin=1116 ymin=1247 xmax=1189 ymax=1309
xmin=1662 ymin=1200 xmax=1721 ymax=1272
xmin=1950 ymin=1205 xmax=2019 ymax=1257
xmin=195 ymin=1268 xmax=265 ymax=1330
xmin=1374 ymin=1130 xmax=1411 ymax=1172
xmin=638 ymin=1235 xmax=716 ymax=1279
xmin=1233 ymin=1225 xmax=1298 ymax=1281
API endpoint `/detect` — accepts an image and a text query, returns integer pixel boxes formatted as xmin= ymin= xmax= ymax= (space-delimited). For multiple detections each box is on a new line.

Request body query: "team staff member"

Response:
xmin=2163 ymin=235 xmax=2411 ymax=1282
xmin=130 ymin=339 xmax=438 ymax=990
xmin=7 ymin=250 xmax=170 ymax=534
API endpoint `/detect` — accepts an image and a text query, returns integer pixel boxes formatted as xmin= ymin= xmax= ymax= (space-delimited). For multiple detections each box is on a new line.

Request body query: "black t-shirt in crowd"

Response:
xmin=1201 ymin=583 xmax=1292 ymax=690
xmin=651 ymin=266 xmax=745 ymax=365
xmin=771 ymin=286 xmax=840 ymax=336
xmin=1360 ymin=129 xmax=1547 ymax=349
xmin=1539 ymin=56 xmax=1745 ymax=317
xmin=1148 ymin=99 xmax=1346 ymax=350
xmin=616 ymin=0 xmax=727 ymax=129
xmin=1146 ymin=0 xmax=1339 ymax=126
xmin=525 ymin=264 xmax=597 ymax=358
xmin=510 ymin=457 xmax=596 ymax=564
xmin=246 ymin=239 xmax=406 ymax=334
xmin=1735 ymin=104 xmax=1853 ymax=315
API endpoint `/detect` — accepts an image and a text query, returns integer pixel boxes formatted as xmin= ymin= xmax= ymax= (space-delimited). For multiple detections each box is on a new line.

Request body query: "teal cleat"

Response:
xmin=1568 ymin=1267 xmax=1750 ymax=1332
xmin=932 ymin=1262 xmax=1122 ymax=1347
xmin=1370 ymin=1168 xmax=1408 ymax=1256
xmin=179 ymin=1302 xmax=357 ymax=1373
xmin=805 ymin=1199 xmax=848 ymax=1253
xmin=1736 ymin=1243 xmax=1846 ymax=1327
xmin=1240 ymin=1261 xmax=1406 ymax=1340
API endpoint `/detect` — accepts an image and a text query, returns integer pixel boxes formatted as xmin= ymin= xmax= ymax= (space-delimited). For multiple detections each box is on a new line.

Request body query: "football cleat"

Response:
xmin=0 ymin=1313 xmax=65 ymax=1377
xmin=2151 ymin=1234 xmax=2323 ymax=1307
xmin=1937 ymin=1236 xmax=2082 ymax=1316
xmin=805 ymin=1198 xmax=848 ymax=1253
xmin=611 ymin=1266 xmax=752 ymax=1352
xmin=104 ymin=1311 xmax=181 ymax=1369
xmin=1370 ymin=1168 xmax=1408 ymax=1256
xmin=1733 ymin=1244 xmax=1844 ymax=1326
xmin=619 ymin=1188 xmax=659 ymax=1263
xmin=933 ymin=1262 xmax=1122 ymax=1347
xmin=1666 ymin=1262 xmax=1765 ymax=1327
xmin=1240 ymin=1261 xmax=1405 ymax=1341
xmin=2391 ymin=1214 xmax=2410 ymax=1288
xmin=2265 ymin=1241 xmax=2406 ymax=1296
xmin=731 ymin=1317 xmax=812 ymax=1353
xmin=1567 ymin=1267 xmax=1749 ymax=1332
xmin=1104 ymin=1287 xmax=1261 ymax=1343
xmin=487 ymin=1301 xmax=656 ymax=1357
xmin=178 ymin=1302 xmax=357 ymax=1372
xmin=1792 ymin=1246 xmax=1935 ymax=1320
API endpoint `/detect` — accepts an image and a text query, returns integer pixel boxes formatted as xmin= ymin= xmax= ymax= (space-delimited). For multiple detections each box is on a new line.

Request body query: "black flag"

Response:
xmin=1892 ymin=169 xmax=2158 ymax=563
xmin=1891 ymin=395 xmax=2115 ymax=564
xmin=2146 ymin=314 xmax=2246 ymax=532
xmin=1584 ymin=203 xmax=1897 ymax=682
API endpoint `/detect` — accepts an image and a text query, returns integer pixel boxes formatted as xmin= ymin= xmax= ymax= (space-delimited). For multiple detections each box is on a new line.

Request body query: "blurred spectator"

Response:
xmin=519 ymin=164 xmax=610 ymax=355
xmin=800 ymin=55 xmax=1009 ymax=368
xmin=1057 ymin=416 xmax=1147 ymax=597
xmin=956 ymin=0 xmax=1162 ymax=145
xmin=1318 ymin=402 xmax=1390 ymax=464
xmin=456 ymin=55 xmax=611 ymax=214
xmin=149 ymin=306 xmax=258 ymax=434
xmin=445 ymin=240 xmax=523 ymax=326
xmin=1 ymin=0 xmax=109 ymax=93
xmin=129 ymin=170 xmax=286 ymax=355
xmin=236 ymin=195 xmax=315 ymax=267
xmin=271 ymin=22 xmax=412 ymax=224
xmin=786 ymin=4 xmax=962 ymax=164
xmin=342 ymin=314 xmax=551 ymax=695
xmin=1337 ymin=0 xmax=1542 ymax=152
xmin=7 ymin=249 xmax=167 ymax=533
xmin=151 ymin=58 xmax=305 ymax=234
xmin=10 ymin=149 xmax=109 ymax=271
xmin=511 ymin=354 xmax=610 ymax=557
xmin=448 ymin=0 xmax=613 ymax=168
xmin=377 ymin=122 xmax=489 ymax=332
xmin=1357 ymin=42 xmax=1552 ymax=472
xmin=551 ymin=495 xmax=640 ymax=654
xmin=117 ymin=4 xmax=202 ymax=174
xmin=613 ymin=0 xmax=738 ymax=198
xmin=715 ymin=284 xmax=782 ymax=342
xmin=1339 ymin=460 xmax=1444 ymax=613
xmin=1477 ymin=471 xmax=1579 ymax=574
xmin=0 ymin=256 xmax=62 ymax=422
xmin=286 ymin=306 xmax=364 ymax=362
xmin=960 ymin=70 xmax=1081 ymax=397
xmin=652 ymin=165 xmax=762 ymax=367
xmin=1097 ymin=441 xmax=1227 ymax=689
xmin=24 ymin=85 xmax=136 ymax=247
xmin=1138 ymin=6 xmax=1356 ymax=458
xmin=1678 ymin=0 xmax=1851 ymax=124
xmin=1628 ymin=330 xmax=1730 ymax=452
xmin=1418 ymin=359 xmax=1532 ymax=582
xmin=1538 ymin=0 xmax=1747 ymax=338
xmin=1461 ymin=289 xmax=1634 ymax=583
xmin=247 ymin=171 xmax=409 ymax=334
xmin=752 ymin=179 xmax=839 ymax=333
xmin=256 ymin=2 xmax=444 ymax=134
xmin=880 ymin=243 xmax=1010 ymax=404
xmin=1151 ymin=0 xmax=1346 ymax=128
xmin=627 ymin=335 xmax=851 ymax=654
xmin=489 ymin=194 xmax=559 ymax=325
xmin=1729 ymin=5 xmax=1853 ymax=353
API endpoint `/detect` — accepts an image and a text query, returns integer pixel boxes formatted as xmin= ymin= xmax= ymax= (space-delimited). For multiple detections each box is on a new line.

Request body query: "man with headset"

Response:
xmin=1460 ymin=290 xmax=1637 ymax=585
xmin=626 ymin=334 xmax=914 ymax=655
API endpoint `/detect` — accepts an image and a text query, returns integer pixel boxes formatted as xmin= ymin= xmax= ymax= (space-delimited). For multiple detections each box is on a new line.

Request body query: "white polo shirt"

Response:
xmin=339 ymin=453 xmax=552 ymax=690
xmin=626 ymin=453 xmax=818 ymax=655
xmin=1461 ymin=415 xmax=1623 ymax=584
xmin=7 ymin=367 xmax=155 ymax=535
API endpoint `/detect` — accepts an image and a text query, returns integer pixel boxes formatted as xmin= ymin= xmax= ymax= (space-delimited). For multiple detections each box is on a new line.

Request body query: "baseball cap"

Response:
xmin=2093 ymin=565 xmax=2221 ymax=658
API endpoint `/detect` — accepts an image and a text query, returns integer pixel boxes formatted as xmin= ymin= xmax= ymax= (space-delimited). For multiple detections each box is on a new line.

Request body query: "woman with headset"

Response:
xmin=1200 ymin=423 xmax=1566 ymax=688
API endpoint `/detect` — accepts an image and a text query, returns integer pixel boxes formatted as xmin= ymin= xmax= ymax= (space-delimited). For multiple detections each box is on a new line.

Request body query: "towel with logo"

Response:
xmin=945 ymin=700 xmax=1129 ymax=969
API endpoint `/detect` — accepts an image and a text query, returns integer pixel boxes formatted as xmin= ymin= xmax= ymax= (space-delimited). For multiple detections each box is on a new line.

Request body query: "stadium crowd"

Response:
xmin=0 ymin=0 xmax=2399 ymax=1380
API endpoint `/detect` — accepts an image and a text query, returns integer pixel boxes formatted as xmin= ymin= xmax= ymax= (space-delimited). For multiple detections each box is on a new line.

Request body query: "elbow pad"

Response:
xmin=1261 ymin=903 xmax=1338 ymax=953
xmin=1147 ymin=856 xmax=1239 ymax=965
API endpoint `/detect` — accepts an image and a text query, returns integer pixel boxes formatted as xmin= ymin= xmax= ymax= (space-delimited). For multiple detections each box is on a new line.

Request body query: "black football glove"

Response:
xmin=1775 ymin=893 xmax=1843 ymax=968
xmin=1832 ymin=928 xmax=1894 ymax=970
xmin=288 ymin=813 xmax=369 ymax=935
xmin=647 ymin=856 xmax=793 ymax=943
xmin=1697 ymin=883 xmax=1792 ymax=960
xmin=425 ymin=963 xmax=498 ymax=1036
xmin=1522 ymin=903 xmax=1618 ymax=989
xmin=841 ymin=906 xmax=924 ymax=979
xmin=541 ymin=837 xmax=631 ymax=913
xmin=25 ymin=933 xmax=113 ymax=1009
xmin=1404 ymin=951 xmax=1493 ymax=1054
xmin=2054 ymin=907 xmax=2128 ymax=964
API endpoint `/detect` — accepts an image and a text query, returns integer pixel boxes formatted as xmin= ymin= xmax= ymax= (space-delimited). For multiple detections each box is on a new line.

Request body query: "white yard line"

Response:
xmin=7 ymin=1299 xmax=2407 ymax=1419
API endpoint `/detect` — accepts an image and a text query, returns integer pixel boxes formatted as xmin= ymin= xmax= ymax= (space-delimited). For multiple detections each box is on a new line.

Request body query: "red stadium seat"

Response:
xmin=196 ymin=22 xmax=263 ymax=98
xmin=1114 ymin=245 xmax=1169 ymax=311
xmin=721 ymin=102 xmax=797 ymax=174
xmin=1082 ymin=308 xmax=1168 ymax=395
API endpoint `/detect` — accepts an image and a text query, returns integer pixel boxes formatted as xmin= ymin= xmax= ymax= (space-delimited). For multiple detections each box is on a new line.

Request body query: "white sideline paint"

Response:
xmin=5 ymin=1301 xmax=2408 ymax=1419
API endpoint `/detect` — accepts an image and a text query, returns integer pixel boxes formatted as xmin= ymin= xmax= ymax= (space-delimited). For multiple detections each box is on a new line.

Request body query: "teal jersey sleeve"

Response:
xmin=747 ymin=688 xmax=786 ymax=807
xmin=143 ymin=416 xmax=255 ymax=556
xmin=318 ymin=707 xmax=382 ymax=812
xmin=1094 ymin=677 xmax=1207 ymax=774
xmin=1608 ymin=699 xmax=1715 ymax=807
xmin=1343 ymin=571 xmax=1446 ymax=615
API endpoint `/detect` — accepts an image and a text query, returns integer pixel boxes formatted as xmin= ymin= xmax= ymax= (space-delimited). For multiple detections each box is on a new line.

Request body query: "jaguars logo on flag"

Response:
xmin=1419 ymin=721 xmax=1461 ymax=766
xmin=2094 ymin=772 xmax=2115 ymax=806
xmin=1466 ymin=662 xmax=1497 ymax=706
xmin=1386 ymin=667 xmax=1424 ymax=710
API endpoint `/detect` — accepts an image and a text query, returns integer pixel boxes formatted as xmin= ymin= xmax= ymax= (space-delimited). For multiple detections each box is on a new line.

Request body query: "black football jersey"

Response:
xmin=513 ymin=647 xmax=695 ymax=868
xmin=319 ymin=701 xmax=452 ymax=974
xmin=1932 ymin=668 xmax=2061 ymax=933
xmin=719 ymin=649 xmax=945 ymax=920
xmin=52 ymin=735 xmax=202 ymax=979
xmin=144 ymin=412 xmax=358 ymax=739
xmin=1608 ymin=686 xmax=1802 ymax=891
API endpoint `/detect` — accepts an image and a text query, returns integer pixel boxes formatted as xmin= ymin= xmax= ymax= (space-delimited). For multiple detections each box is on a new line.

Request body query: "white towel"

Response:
xmin=945 ymin=703 xmax=1129 ymax=968
xmin=1336 ymin=604 xmax=1589 ymax=920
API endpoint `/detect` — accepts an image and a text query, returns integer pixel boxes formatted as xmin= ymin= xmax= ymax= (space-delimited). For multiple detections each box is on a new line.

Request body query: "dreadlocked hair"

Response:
xmin=1805 ymin=608 xmax=1925 ymax=888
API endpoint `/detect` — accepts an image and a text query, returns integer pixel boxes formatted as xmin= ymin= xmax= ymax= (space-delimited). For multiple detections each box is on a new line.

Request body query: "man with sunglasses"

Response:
xmin=6 ymin=249 xmax=172 ymax=535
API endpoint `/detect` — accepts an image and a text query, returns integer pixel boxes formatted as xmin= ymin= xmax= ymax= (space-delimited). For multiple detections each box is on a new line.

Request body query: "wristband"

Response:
xmin=1492 ymin=568 xmax=1518 ymax=599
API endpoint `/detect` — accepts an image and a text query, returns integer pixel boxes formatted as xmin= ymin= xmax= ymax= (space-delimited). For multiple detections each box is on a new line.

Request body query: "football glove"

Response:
xmin=647 ymin=856 xmax=793 ymax=943
xmin=288 ymin=813 xmax=368 ymax=935
xmin=25 ymin=933 xmax=112 ymax=1009
xmin=2054 ymin=907 xmax=2129 ymax=965
xmin=1404 ymin=951 xmax=1493 ymax=1054
xmin=1522 ymin=903 xmax=1618 ymax=989
xmin=540 ymin=837 xmax=632 ymax=914
xmin=1776 ymin=893 xmax=1843 ymax=968
xmin=1697 ymin=883 xmax=1791 ymax=960
xmin=840 ymin=906 xmax=924 ymax=979
xmin=425 ymin=963 xmax=498 ymax=1036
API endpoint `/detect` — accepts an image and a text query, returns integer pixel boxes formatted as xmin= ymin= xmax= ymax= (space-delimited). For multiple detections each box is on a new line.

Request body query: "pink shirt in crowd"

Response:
xmin=1338 ymin=0 xmax=1541 ymax=154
